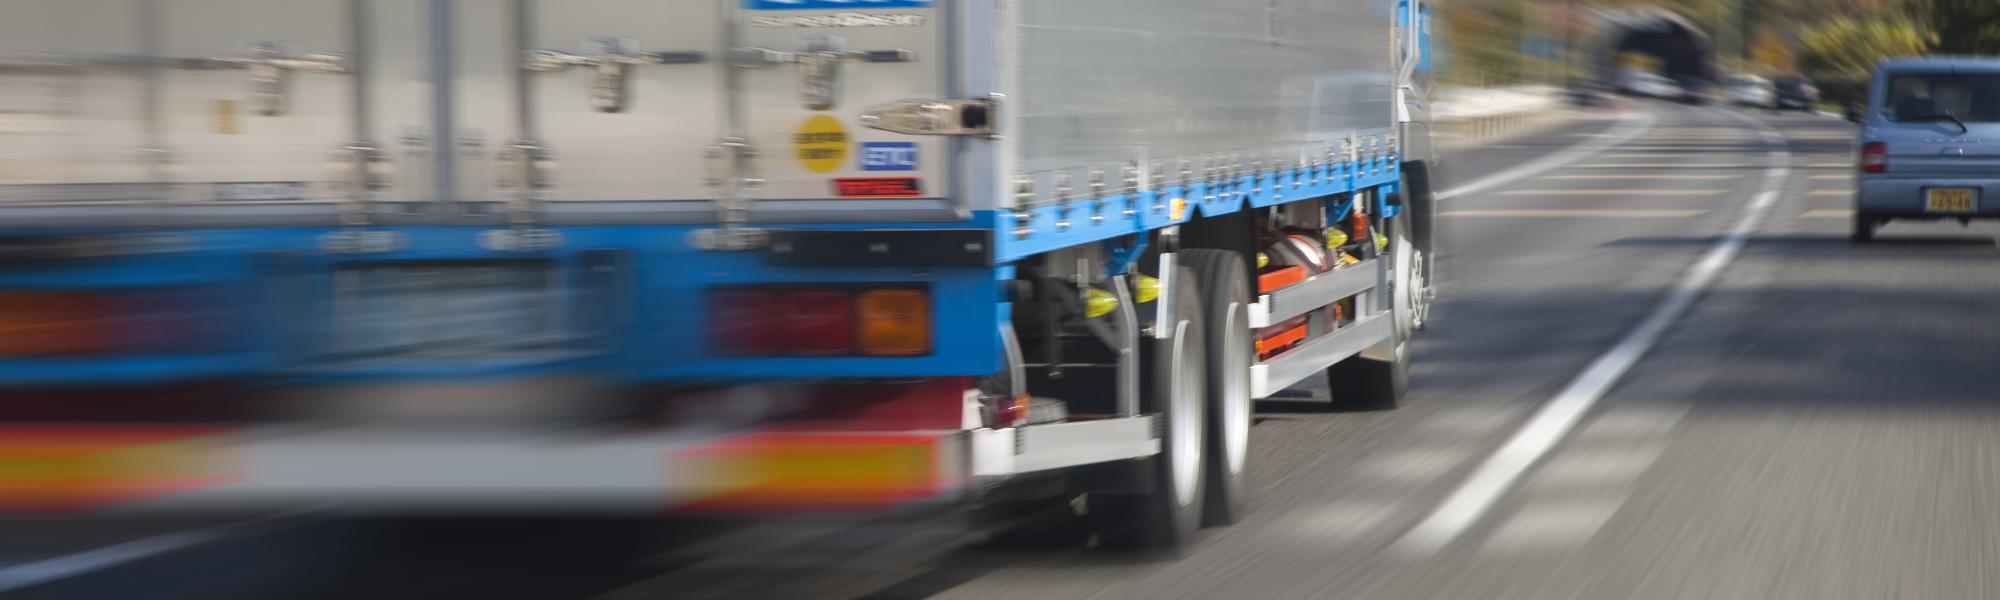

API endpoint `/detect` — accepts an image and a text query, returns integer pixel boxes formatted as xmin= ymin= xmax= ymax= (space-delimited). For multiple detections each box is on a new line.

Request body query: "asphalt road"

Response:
xmin=14 ymin=99 xmax=2000 ymax=599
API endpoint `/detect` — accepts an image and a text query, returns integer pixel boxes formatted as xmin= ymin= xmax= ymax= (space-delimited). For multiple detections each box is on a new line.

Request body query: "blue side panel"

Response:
xmin=0 ymin=222 xmax=1005 ymax=387
xmin=996 ymin=155 xmax=1402 ymax=262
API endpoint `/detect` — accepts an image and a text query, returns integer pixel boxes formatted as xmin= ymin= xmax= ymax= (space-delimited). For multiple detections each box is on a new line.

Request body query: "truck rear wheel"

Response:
xmin=1181 ymin=249 xmax=1252 ymax=527
xmin=1095 ymin=266 xmax=1207 ymax=550
xmin=1852 ymin=212 xmax=1877 ymax=244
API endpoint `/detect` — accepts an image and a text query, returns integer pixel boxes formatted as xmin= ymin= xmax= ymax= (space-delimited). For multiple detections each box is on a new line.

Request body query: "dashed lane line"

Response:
xmin=1391 ymin=109 xmax=1792 ymax=557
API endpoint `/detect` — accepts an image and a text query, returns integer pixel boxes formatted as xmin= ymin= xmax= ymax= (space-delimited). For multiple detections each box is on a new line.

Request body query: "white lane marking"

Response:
xmin=1801 ymin=209 xmax=1852 ymax=218
xmin=1443 ymin=209 xmax=1705 ymax=219
xmin=0 ymin=531 xmax=226 ymax=593
xmin=1496 ymin=189 xmax=1725 ymax=196
xmin=1538 ymin=174 xmax=1738 ymax=181
xmin=1479 ymin=499 xmax=1625 ymax=553
xmin=1391 ymin=110 xmax=1791 ymax=557
xmin=1810 ymin=174 xmax=1851 ymax=180
xmin=1439 ymin=111 xmax=1658 ymax=201
xmin=1808 ymin=190 xmax=1849 ymax=196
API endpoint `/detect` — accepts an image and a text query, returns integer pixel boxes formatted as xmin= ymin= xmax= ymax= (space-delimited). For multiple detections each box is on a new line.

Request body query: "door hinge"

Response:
xmin=327 ymin=140 xmax=393 ymax=226
xmin=494 ymin=140 xmax=556 ymax=225
xmin=861 ymin=95 xmax=999 ymax=137
xmin=691 ymin=137 xmax=767 ymax=251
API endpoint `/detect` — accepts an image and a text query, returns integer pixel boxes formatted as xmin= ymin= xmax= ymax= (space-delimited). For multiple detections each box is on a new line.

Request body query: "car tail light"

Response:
xmin=857 ymin=289 xmax=930 ymax=356
xmin=710 ymin=290 xmax=785 ymax=356
xmin=1861 ymin=142 xmax=1888 ymax=173
xmin=785 ymin=289 xmax=853 ymax=355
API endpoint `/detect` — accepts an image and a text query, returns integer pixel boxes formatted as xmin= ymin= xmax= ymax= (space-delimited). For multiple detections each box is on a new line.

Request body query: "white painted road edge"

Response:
xmin=1390 ymin=108 xmax=1793 ymax=556
xmin=1436 ymin=108 xmax=1658 ymax=201
xmin=0 ymin=530 xmax=227 ymax=593
xmin=0 ymin=510 xmax=313 ymax=592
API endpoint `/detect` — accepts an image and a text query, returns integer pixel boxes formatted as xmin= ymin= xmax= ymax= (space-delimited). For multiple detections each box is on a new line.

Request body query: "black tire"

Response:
xmin=1180 ymin=249 xmax=1252 ymax=527
xmin=1094 ymin=267 xmax=1207 ymax=550
xmin=1325 ymin=228 xmax=1413 ymax=412
xmin=1326 ymin=335 xmax=1408 ymax=412
xmin=1852 ymin=212 xmax=1876 ymax=244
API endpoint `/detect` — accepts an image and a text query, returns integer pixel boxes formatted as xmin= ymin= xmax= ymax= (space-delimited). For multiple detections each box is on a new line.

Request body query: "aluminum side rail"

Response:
xmin=1251 ymin=314 xmax=1395 ymax=399
xmin=1247 ymin=258 xmax=1382 ymax=329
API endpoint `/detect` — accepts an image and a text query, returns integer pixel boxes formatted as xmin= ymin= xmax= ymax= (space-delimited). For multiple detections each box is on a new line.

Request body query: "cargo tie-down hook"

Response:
xmin=522 ymin=37 xmax=704 ymax=113
xmin=735 ymin=34 xmax=914 ymax=111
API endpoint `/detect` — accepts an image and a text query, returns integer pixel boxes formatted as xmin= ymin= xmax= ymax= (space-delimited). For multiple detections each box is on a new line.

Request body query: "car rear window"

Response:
xmin=1883 ymin=72 xmax=2000 ymax=123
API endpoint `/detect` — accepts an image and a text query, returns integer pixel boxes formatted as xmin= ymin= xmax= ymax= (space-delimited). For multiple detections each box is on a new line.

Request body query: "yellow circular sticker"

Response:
xmin=792 ymin=115 xmax=849 ymax=174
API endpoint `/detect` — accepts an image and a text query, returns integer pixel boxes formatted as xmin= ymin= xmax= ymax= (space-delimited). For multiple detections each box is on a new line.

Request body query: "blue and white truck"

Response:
xmin=0 ymin=0 xmax=1434 ymax=549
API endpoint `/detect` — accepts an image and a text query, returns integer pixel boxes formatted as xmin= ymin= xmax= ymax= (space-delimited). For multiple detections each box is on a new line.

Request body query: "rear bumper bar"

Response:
xmin=0 ymin=417 xmax=1160 ymax=515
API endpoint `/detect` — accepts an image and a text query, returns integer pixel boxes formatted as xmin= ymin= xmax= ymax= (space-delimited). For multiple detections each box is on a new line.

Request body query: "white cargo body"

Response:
xmin=0 ymin=0 xmax=1400 ymax=225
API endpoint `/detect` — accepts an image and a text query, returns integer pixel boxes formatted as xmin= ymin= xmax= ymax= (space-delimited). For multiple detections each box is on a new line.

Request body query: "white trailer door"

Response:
xmin=734 ymin=0 xmax=950 ymax=207
xmin=155 ymin=0 xmax=428 ymax=207
xmin=0 ymin=0 xmax=155 ymax=203
xmin=453 ymin=0 xmax=722 ymax=210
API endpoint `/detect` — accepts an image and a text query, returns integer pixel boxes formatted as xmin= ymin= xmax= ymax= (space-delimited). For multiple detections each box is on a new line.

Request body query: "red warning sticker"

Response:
xmin=833 ymin=177 xmax=923 ymax=198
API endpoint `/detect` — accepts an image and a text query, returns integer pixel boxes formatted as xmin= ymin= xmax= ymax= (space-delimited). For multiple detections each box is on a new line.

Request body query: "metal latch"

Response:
xmin=218 ymin=43 xmax=350 ymax=117
xmin=735 ymin=34 xmax=914 ymax=110
xmin=327 ymin=140 xmax=393 ymax=226
xmin=494 ymin=140 xmax=556 ymax=225
xmin=523 ymin=37 xmax=704 ymax=113
xmin=862 ymin=96 xmax=999 ymax=137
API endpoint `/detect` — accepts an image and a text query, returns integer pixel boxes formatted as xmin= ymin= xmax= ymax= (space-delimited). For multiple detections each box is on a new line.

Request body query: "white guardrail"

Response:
xmin=1432 ymin=85 xmax=1565 ymax=149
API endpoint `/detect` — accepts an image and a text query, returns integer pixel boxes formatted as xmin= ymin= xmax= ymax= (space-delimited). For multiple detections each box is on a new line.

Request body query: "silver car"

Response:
xmin=1853 ymin=58 xmax=2000 ymax=243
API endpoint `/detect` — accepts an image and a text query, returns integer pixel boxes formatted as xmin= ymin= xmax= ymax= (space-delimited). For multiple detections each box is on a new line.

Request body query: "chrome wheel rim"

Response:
xmin=1171 ymin=319 xmax=1204 ymax=508
xmin=1221 ymin=302 xmax=1250 ymax=476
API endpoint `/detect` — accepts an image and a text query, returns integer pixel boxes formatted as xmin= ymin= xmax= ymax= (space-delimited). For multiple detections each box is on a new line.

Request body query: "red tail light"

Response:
xmin=785 ymin=290 xmax=854 ymax=355
xmin=709 ymin=287 xmax=931 ymax=357
xmin=710 ymin=290 xmax=785 ymax=356
xmin=0 ymin=292 xmax=119 ymax=356
xmin=1861 ymin=142 xmax=1888 ymax=173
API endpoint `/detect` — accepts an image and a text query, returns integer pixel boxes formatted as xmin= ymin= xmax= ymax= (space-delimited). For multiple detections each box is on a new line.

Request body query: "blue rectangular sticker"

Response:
xmin=749 ymin=0 xmax=931 ymax=9
xmin=859 ymin=142 xmax=919 ymax=171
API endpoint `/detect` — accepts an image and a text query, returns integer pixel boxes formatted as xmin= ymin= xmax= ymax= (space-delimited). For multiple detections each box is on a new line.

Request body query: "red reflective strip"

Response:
xmin=1256 ymin=324 xmax=1308 ymax=357
xmin=1257 ymin=266 xmax=1308 ymax=293
xmin=832 ymin=177 xmax=923 ymax=198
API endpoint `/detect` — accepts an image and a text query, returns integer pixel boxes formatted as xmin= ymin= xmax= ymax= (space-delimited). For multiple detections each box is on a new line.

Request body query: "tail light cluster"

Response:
xmin=0 ymin=289 xmax=224 ymax=357
xmin=710 ymin=286 xmax=931 ymax=357
xmin=1861 ymin=141 xmax=1888 ymax=173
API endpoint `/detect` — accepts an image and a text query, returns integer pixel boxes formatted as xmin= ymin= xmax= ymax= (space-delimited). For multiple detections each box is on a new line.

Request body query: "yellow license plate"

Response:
xmin=1926 ymin=188 xmax=1977 ymax=213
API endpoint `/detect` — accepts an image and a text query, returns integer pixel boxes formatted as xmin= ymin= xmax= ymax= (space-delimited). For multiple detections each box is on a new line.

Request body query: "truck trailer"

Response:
xmin=0 ymin=0 xmax=1436 ymax=549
